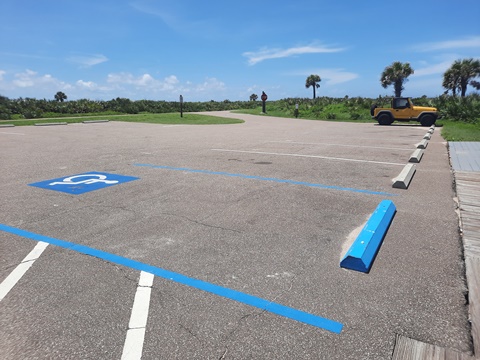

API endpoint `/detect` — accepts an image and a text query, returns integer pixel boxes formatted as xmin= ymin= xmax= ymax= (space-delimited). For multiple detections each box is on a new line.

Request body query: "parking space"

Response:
xmin=0 ymin=114 xmax=472 ymax=359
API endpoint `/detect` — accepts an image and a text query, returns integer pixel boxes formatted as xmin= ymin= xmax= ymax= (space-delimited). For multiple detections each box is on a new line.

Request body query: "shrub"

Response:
xmin=434 ymin=95 xmax=480 ymax=123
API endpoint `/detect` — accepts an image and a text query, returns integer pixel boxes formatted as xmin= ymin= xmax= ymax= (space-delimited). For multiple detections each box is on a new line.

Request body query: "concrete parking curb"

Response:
xmin=392 ymin=164 xmax=416 ymax=189
xmin=0 ymin=124 xmax=15 ymax=127
xmin=82 ymin=120 xmax=109 ymax=124
xmin=409 ymin=149 xmax=424 ymax=163
xmin=423 ymin=133 xmax=432 ymax=140
xmin=34 ymin=122 xmax=68 ymax=126
xmin=417 ymin=140 xmax=428 ymax=149
xmin=340 ymin=200 xmax=396 ymax=273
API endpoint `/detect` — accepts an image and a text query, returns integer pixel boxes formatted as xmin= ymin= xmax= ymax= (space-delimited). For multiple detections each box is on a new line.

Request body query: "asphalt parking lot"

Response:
xmin=0 ymin=113 xmax=472 ymax=359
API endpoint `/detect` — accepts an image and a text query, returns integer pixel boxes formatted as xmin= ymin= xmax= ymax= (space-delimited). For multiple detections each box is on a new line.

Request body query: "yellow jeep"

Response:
xmin=371 ymin=97 xmax=440 ymax=126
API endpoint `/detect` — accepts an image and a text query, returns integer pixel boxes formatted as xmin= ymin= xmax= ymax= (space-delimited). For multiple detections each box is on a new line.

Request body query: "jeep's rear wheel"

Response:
xmin=420 ymin=114 xmax=435 ymax=127
xmin=378 ymin=113 xmax=393 ymax=125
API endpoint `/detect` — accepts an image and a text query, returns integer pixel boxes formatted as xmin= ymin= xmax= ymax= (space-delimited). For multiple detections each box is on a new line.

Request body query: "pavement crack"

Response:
xmin=219 ymin=348 xmax=228 ymax=359
xmin=178 ymin=323 xmax=203 ymax=344
xmin=160 ymin=212 xmax=242 ymax=234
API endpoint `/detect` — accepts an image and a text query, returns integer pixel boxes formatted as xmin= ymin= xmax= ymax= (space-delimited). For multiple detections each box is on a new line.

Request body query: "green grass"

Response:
xmin=439 ymin=120 xmax=480 ymax=141
xmin=233 ymin=106 xmax=375 ymax=123
xmin=0 ymin=113 xmax=244 ymax=126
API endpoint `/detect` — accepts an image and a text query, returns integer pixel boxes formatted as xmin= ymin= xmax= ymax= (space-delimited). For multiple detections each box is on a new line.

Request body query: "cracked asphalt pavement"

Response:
xmin=0 ymin=113 xmax=472 ymax=359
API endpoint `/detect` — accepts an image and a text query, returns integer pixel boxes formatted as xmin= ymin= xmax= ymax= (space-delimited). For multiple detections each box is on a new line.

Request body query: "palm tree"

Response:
xmin=249 ymin=93 xmax=258 ymax=101
xmin=442 ymin=64 xmax=461 ymax=97
xmin=54 ymin=91 xmax=67 ymax=102
xmin=305 ymin=74 xmax=321 ymax=99
xmin=380 ymin=62 xmax=414 ymax=97
xmin=444 ymin=59 xmax=480 ymax=97
xmin=471 ymin=80 xmax=480 ymax=91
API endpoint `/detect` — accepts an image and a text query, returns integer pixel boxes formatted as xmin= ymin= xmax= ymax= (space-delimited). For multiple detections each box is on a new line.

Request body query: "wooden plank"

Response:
xmin=464 ymin=247 xmax=480 ymax=259
xmin=392 ymin=334 xmax=474 ymax=360
xmin=454 ymin=165 xmax=480 ymax=359
xmin=456 ymin=176 xmax=480 ymax=184
xmin=462 ymin=225 xmax=480 ymax=234
xmin=460 ymin=214 xmax=480 ymax=222
xmin=459 ymin=200 xmax=480 ymax=208
xmin=458 ymin=188 xmax=480 ymax=196
xmin=465 ymin=257 xmax=480 ymax=356
xmin=458 ymin=191 xmax=480 ymax=199
xmin=464 ymin=240 xmax=480 ymax=256
xmin=459 ymin=204 xmax=480 ymax=213
xmin=463 ymin=230 xmax=480 ymax=241
xmin=456 ymin=177 xmax=480 ymax=184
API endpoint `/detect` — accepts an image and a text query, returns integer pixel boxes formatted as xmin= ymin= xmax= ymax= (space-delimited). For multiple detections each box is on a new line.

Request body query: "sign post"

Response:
xmin=261 ymin=91 xmax=268 ymax=113
xmin=179 ymin=95 xmax=184 ymax=118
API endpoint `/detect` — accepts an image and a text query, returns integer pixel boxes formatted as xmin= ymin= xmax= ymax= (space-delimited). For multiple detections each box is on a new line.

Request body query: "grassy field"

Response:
xmin=439 ymin=120 xmax=480 ymax=141
xmin=0 ymin=113 xmax=244 ymax=126
xmin=233 ymin=106 xmax=375 ymax=123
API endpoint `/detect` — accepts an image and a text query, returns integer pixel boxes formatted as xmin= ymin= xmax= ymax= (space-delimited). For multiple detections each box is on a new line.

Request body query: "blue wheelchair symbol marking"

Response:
xmin=29 ymin=172 xmax=139 ymax=194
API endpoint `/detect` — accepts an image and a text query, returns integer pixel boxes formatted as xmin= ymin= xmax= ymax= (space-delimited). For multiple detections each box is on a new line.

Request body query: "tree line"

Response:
xmin=302 ymin=58 xmax=480 ymax=99
xmin=0 ymin=97 xmax=257 ymax=120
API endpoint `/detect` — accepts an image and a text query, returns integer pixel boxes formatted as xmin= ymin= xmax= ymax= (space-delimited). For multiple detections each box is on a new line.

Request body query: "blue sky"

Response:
xmin=1 ymin=0 xmax=479 ymax=101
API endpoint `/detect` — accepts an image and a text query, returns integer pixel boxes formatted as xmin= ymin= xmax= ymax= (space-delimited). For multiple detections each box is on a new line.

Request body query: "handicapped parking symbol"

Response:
xmin=49 ymin=174 xmax=119 ymax=186
xmin=29 ymin=171 xmax=139 ymax=195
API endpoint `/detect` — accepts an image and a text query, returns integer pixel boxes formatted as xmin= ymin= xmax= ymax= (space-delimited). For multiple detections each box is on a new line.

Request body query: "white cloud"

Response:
xmin=0 ymin=69 xmax=228 ymax=101
xmin=412 ymin=60 xmax=454 ymax=77
xmin=194 ymin=77 xmax=225 ymax=92
xmin=104 ymin=73 xmax=225 ymax=98
xmin=414 ymin=35 xmax=480 ymax=52
xmin=67 ymin=54 xmax=108 ymax=67
xmin=106 ymin=72 xmax=180 ymax=91
xmin=76 ymin=80 xmax=97 ymax=89
xmin=243 ymin=43 xmax=345 ymax=65
xmin=290 ymin=68 xmax=358 ymax=85
xmin=321 ymin=69 xmax=359 ymax=85
xmin=130 ymin=1 xmax=175 ymax=26
xmin=12 ymin=69 xmax=71 ymax=90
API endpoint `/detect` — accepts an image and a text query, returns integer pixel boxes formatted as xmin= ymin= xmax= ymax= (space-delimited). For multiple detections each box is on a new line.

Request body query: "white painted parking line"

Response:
xmin=0 ymin=131 xmax=25 ymax=135
xmin=212 ymin=149 xmax=405 ymax=166
xmin=121 ymin=271 xmax=154 ymax=360
xmin=0 ymin=241 xmax=49 ymax=302
xmin=269 ymin=141 xmax=413 ymax=151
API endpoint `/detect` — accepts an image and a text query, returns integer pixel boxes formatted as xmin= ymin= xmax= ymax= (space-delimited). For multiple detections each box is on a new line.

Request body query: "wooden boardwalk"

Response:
xmin=392 ymin=141 xmax=480 ymax=359
xmin=452 ymin=142 xmax=480 ymax=358
xmin=457 ymin=171 xmax=480 ymax=358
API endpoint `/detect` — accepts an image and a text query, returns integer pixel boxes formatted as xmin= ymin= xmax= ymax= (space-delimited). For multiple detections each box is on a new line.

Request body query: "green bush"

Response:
xmin=434 ymin=95 xmax=480 ymax=123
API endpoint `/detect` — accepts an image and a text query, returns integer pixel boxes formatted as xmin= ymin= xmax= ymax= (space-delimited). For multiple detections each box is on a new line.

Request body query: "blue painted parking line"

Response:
xmin=29 ymin=172 xmax=139 ymax=195
xmin=134 ymin=163 xmax=397 ymax=197
xmin=0 ymin=223 xmax=343 ymax=334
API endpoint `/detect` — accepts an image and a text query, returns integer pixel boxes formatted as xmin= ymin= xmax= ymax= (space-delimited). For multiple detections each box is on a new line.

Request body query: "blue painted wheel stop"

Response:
xmin=340 ymin=200 xmax=396 ymax=273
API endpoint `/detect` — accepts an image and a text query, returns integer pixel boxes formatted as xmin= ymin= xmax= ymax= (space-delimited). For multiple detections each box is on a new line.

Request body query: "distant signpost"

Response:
xmin=261 ymin=91 xmax=268 ymax=113
xmin=179 ymin=95 xmax=184 ymax=117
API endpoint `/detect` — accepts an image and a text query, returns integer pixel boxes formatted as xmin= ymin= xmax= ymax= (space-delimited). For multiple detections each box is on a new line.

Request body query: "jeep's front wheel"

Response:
xmin=378 ymin=113 xmax=393 ymax=125
xmin=420 ymin=114 xmax=435 ymax=127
